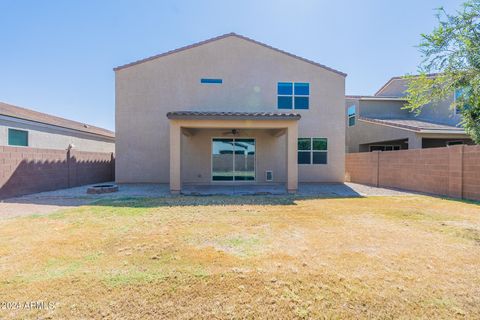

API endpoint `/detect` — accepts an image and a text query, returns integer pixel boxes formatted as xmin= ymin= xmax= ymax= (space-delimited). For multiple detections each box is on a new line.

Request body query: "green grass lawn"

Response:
xmin=0 ymin=195 xmax=479 ymax=319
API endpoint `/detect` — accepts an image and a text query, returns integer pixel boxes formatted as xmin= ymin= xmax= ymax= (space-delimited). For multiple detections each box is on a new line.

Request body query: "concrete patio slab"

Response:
xmin=181 ymin=184 xmax=287 ymax=196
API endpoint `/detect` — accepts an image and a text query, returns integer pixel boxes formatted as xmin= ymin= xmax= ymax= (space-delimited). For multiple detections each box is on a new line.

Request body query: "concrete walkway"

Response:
xmin=0 ymin=182 xmax=418 ymax=219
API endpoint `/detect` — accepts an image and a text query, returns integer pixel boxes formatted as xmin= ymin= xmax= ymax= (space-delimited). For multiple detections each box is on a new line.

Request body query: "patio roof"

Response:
xmin=166 ymin=111 xmax=301 ymax=121
xmin=168 ymin=112 xmax=299 ymax=193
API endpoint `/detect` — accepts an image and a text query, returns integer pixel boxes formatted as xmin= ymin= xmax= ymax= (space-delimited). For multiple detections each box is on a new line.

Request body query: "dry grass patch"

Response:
xmin=0 ymin=195 xmax=479 ymax=319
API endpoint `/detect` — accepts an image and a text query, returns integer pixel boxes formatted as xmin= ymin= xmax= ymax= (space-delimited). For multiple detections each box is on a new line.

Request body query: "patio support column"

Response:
xmin=169 ymin=120 xmax=181 ymax=194
xmin=286 ymin=123 xmax=298 ymax=193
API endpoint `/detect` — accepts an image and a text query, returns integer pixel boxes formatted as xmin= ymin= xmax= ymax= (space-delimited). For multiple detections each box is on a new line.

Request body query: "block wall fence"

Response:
xmin=345 ymin=145 xmax=480 ymax=201
xmin=0 ymin=146 xmax=114 ymax=199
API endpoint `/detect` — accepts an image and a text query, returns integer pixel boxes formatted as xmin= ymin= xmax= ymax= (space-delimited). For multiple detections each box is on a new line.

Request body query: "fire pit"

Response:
xmin=87 ymin=184 xmax=119 ymax=194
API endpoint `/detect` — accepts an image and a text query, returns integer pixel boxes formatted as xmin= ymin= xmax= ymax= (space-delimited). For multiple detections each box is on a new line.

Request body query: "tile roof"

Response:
xmin=359 ymin=116 xmax=465 ymax=133
xmin=0 ymin=101 xmax=115 ymax=139
xmin=166 ymin=111 xmax=301 ymax=120
xmin=114 ymin=32 xmax=346 ymax=77
xmin=374 ymin=73 xmax=439 ymax=96
xmin=346 ymin=95 xmax=407 ymax=101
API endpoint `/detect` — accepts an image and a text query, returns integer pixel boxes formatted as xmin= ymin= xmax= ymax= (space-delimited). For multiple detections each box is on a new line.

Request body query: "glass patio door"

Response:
xmin=212 ymin=138 xmax=255 ymax=181
xmin=233 ymin=139 xmax=255 ymax=181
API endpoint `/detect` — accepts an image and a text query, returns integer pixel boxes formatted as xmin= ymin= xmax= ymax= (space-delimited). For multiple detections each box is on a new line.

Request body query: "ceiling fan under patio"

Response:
xmin=222 ymin=129 xmax=240 ymax=136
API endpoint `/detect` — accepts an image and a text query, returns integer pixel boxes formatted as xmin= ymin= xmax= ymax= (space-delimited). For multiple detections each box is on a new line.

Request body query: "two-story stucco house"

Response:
xmin=114 ymin=33 xmax=346 ymax=193
xmin=346 ymin=75 xmax=474 ymax=153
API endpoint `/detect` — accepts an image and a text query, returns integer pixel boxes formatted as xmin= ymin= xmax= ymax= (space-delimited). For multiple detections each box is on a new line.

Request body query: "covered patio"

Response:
xmin=167 ymin=111 xmax=301 ymax=194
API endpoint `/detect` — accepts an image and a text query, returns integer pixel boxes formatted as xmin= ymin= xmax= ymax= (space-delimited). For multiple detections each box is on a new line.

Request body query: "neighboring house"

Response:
xmin=346 ymin=75 xmax=474 ymax=153
xmin=115 ymin=32 xmax=346 ymax=193
xmin=0 ymin=101 xmax=115 ymax=152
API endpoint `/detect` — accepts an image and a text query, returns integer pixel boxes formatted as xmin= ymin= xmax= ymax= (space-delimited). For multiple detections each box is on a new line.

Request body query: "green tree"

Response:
xmin=404 ymin=0 xmax=480 ymax=143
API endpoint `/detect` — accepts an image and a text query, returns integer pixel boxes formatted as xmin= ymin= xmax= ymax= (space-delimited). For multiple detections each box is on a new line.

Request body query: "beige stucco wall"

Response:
xmin=375 ymin=78 xmax=409 ymax=97
xmin=0 ymin=118 xmax=114 ymax=152
xmin=115 ymin=35 xmax=345 ymax=184
xmin=417 ymin=97 xmax=461 ymax=126
xmin=357 ymin=100 xmax=409 ymax=118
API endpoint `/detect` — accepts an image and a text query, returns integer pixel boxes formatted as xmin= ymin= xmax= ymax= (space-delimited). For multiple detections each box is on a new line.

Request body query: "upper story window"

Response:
xmin=454 ymin=87 xmax=471 ymax=114
xmin=201 ymin=78 xmax=222 ymax=84
xmin=278 ymin=82 xmax=309 ymax=109
xmin=347 ymin=105 xmax=356 ymax=126
xmin=8 ymin=128 xmax=28 ymax=147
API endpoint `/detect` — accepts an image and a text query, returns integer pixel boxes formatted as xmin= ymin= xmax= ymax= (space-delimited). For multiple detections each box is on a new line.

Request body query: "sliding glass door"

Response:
xmin=212 ymin=139 xmax=234 ymax=181
xmin=212 ymin=138 xmax=255 ymax=181
xmin=233 ymin=139 xmax=255 ymax=181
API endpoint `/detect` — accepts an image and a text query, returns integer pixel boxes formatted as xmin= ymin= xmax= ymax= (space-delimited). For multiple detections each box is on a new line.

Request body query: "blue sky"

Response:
xmin=0 ymin=0 xmax=464 ymax=131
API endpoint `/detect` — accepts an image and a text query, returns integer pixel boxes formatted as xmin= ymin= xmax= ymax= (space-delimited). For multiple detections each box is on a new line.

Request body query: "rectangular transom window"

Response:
xmin=347 ymin=105 xmax=356 ymax=126
xmin=8 ymin=128 xmax=28 ymax=146
xmin=201 ymin=78 xmax=223 ymax=84
xmin=298 ymin=138 xmax=327 ymax=164
xmin=278 ymin=82 xmax=309 ymax=109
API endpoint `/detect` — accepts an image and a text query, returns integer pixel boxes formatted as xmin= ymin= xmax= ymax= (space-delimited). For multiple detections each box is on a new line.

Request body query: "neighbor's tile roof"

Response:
xmin=0 ymin=102 xmax=115 ymax=139
xmin=359 ymin=116 xmax=465 ymax=133
xmin=166 ymin=111 xmax=301 ymax=120
xmin=114 ymin=32 xmax=347 ymax=77
xmin=345 ymin=95 xmax=407 ymax=101
xmin=374 ymin=73 xmax=440 ymax=96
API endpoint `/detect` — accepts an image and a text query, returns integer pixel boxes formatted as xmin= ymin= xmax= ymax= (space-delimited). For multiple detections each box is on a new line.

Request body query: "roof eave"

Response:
xmin=166 ymin=111 xmax=302 ymax=121
xmin=166 ymin=115 xmax=301 ymax=121
xmin=418 ymin=129 xmax=467 ymax=134
xmin=346 ymin=95 xmax=407 ymax=101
